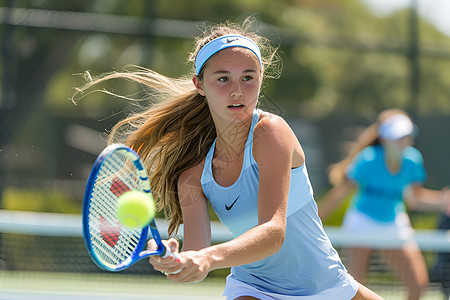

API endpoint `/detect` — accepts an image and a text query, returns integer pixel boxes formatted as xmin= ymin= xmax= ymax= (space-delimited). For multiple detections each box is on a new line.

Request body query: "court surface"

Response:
xmin=0 ymin=271 xmax=446 ymax=299
xmin=0 ymin=271 xmax=226 ymax=300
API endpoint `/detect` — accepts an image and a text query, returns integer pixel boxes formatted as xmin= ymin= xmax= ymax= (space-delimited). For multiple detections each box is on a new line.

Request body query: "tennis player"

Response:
xmin=74 ymin=18 xmax=382 ymax=300
xmin=319 ymin=108 xmax=450 ymax=300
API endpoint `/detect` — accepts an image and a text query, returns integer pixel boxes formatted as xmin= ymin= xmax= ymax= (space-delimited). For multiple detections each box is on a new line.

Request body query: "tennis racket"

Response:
xmin=82 ymin=143 xmax=179 ymax=272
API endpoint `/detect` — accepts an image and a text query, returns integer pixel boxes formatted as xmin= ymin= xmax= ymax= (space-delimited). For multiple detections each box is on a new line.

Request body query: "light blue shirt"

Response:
xmin=201 ymin=110 xmax=357 ymax=296
xmin=346 ymin=145 xmax=426 ymax=222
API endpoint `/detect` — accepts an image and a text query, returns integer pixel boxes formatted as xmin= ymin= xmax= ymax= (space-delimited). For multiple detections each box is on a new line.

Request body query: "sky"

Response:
xmin=360 ymin=0 xmax=450 ymax=37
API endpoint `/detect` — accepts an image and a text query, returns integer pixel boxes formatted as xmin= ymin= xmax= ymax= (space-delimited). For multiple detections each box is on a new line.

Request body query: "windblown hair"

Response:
xmin=72 ymin=17 xmax=280 ymax=236
xmin=328 ymin=108 xmax=412 ymax=186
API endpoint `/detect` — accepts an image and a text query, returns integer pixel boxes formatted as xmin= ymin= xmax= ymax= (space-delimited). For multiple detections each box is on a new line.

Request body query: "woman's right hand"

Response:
xmin=148 ymin=238 xmax=213 ymax=283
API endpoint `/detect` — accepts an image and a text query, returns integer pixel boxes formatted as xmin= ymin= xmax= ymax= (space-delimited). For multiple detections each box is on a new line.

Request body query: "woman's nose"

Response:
xmin=230 ymin=82 xmax=243 ymax=97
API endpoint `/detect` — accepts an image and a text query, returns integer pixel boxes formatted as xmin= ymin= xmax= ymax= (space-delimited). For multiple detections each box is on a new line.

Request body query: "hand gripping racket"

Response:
xmin=82 ymin=143 xmax=179 ymax=272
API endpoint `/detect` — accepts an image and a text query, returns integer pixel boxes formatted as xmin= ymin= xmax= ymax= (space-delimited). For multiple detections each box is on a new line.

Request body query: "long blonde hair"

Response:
xmin=328 ymin=108 xmax=412 ymax=186
xmin=72 ymin=18 xmax=280 ymax=235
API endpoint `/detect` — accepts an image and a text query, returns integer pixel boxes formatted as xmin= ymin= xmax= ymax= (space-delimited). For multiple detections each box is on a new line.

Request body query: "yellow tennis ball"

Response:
xmin=117 ymin=191 xmax=155 ymax=228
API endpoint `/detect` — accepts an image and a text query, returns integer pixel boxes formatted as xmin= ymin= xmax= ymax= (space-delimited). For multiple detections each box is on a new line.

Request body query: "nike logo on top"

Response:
xmin=225 ymin=196 xmax=240 ymax=210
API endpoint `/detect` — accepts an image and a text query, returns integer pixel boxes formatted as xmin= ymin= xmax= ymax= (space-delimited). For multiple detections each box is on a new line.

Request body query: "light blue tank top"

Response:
xmin=201 ymin=110 xmax=357 ymax=296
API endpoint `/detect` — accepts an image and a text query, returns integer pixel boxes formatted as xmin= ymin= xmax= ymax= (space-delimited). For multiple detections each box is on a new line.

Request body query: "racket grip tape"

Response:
xmin=161 ymin=246 xmax=181 ymax=274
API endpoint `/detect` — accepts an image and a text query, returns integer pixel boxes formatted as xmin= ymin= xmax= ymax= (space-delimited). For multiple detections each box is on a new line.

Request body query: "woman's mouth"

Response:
xmin=228 ymin=104 xmax=245 ymax=109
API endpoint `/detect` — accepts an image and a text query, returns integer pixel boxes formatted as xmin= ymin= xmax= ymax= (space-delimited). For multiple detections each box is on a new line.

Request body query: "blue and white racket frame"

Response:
xmin=82 ymin=143 xmax=176 ymax=272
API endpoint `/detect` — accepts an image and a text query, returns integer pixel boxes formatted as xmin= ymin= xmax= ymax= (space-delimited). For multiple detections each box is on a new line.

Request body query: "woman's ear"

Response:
xmin=192 ymin=75 xmax=206 ymax=96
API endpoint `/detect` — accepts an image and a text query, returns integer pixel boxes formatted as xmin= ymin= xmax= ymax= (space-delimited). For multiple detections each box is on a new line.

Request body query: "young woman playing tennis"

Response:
xmin=319 ymin=108 xmax=450 ymax=300
xmin=74 ymin=19 xmax=381 ymax=300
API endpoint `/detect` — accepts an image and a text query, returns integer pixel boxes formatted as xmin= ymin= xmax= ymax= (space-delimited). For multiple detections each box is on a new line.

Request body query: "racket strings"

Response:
xmin=88 ymin=150 xmax=145 ymax=269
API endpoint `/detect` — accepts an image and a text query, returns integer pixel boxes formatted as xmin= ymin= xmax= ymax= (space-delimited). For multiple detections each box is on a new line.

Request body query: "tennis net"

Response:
xmin=0 ymin=209 xmax=227 ymax=299
xmin=0 ymin=209 xmax=449 ymax=299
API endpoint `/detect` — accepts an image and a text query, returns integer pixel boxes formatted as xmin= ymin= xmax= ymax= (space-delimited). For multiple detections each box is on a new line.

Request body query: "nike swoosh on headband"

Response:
xmin=195 ymin=34 xmax=262 ymax=75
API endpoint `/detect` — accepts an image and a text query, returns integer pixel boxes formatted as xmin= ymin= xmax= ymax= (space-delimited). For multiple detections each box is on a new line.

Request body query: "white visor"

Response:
xmin=378 ymin=114 xmax=415 ymax=140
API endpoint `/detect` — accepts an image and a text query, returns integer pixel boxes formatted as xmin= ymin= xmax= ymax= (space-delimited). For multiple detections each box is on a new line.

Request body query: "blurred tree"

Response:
xmin=0 ymin=0 xmax=449 ymax=209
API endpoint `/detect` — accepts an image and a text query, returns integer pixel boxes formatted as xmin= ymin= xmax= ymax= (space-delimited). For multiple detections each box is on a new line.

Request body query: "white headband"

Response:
xmin=378 ymin=114 xmax=415 ymax=140
xmin=195 ymin=34 xmax=262 ymax=75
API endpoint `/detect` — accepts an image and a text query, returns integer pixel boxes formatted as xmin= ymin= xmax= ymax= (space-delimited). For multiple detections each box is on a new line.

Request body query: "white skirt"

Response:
xmin=223 ymin=274 xmax=358 ymax=300
xmin=341 ymin=208 xmax=414 ymax=240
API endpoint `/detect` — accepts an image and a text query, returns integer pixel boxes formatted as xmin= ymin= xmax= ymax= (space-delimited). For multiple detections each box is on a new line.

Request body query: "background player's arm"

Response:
xmin=318 ymin=178 xmax=356 ymax=221
xmin=405 ymin=185 xmax=450 ymax=212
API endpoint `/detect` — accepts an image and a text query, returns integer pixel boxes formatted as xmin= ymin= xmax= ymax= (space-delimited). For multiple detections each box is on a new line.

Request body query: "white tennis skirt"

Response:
xmin=223 ymin=274 xmax=359 ymax=300
xmin=341 ymin=208 xmax=414 ymax=240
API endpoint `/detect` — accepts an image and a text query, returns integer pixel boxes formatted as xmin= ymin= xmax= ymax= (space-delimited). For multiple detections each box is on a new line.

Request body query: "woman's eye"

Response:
xmin=218 ymin=77 xmax=229 ymax=82
xmin=242 ymin=76 xmax=253 ymax=81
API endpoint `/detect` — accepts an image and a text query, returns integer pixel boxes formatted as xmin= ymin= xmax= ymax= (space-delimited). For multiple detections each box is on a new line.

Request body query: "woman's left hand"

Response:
xmin=165 ymin=249 xmax=213 ymax=283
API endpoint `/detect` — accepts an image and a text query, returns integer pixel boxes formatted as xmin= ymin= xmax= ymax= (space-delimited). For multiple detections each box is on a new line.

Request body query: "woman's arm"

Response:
xmin=166 ymin=114 xmax=299 ymax=283
xmin=200 ymin=114 xmax=297 ymax=263
xmin=178 ymin=162 xmax=212 ymax=251
xmin=148 ymin=161 xmax=211 ymax=277
xmin=318 ymin=178 xmax=356 ymax=221
xmin=405 ymin=184 xmax=450 ymax=213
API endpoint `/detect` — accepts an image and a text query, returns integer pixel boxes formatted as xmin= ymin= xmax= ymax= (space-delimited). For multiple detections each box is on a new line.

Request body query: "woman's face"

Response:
xmin=192 ymin=47 xmax=262 ymax=127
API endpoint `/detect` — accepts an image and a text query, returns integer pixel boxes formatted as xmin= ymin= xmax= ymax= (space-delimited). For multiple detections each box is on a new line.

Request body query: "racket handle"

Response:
xmin=161 ymin=245 xmax=181 ymax=274
xmin=161 ymin=246 xmax=179 ymax=259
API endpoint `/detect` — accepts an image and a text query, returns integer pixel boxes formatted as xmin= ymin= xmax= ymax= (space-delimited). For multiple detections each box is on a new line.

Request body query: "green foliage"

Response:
xmin=317 ymin=190 xmax=353 ymax=226
xmin=3 ymin=188 xmax=81 ymax=214
xmin=408 ymin=211 xmax=440 ymax=230
xmin=9 ymin=0 xmax=445 ymax=120
xmin=2 ymin=0 xmax=450 ymax=217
